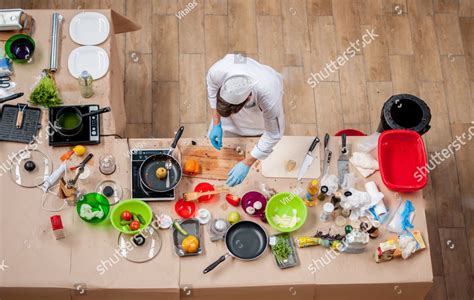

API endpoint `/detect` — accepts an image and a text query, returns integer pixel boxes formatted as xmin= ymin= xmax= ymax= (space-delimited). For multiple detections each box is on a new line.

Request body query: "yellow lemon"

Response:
xmin=73 ymin=145 xmax=87 ymax=156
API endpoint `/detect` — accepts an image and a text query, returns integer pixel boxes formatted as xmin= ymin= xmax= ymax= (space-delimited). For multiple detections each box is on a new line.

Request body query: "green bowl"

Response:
xmin=110 ymin=199 xmax=153 ymax=234
xmin=76 ymin=193 xmax=110 ymax=224
xmin=5 ymin=34 xmax=36 ymax=63
xmin=265 ymin=192 xmax=308 ymax=232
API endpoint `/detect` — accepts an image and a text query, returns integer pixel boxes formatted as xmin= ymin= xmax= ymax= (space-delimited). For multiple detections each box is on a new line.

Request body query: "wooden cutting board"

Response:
xmin=261 ymin=136 xmax=321 ymax=179
xmin=181 ymin=145 xmax=245 ymax=180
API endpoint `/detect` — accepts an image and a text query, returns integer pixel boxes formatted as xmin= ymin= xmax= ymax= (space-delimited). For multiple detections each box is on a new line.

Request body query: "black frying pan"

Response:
xmin=139 ymin=126 xmax=184 ymax=193
xmin=203 ymin=221 xmax=268 ymax=274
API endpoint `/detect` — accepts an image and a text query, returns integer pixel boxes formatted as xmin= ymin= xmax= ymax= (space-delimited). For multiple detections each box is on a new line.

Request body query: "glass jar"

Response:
xmin=78 ymin=70 xmax=93 ymax=98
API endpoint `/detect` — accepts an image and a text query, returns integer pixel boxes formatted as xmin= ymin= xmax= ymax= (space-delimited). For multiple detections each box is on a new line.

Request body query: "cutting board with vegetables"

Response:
xmin=181 ymin=145 xmax=245 ymax=180
xmin=261 ymin=136 xmax=321 ymax=179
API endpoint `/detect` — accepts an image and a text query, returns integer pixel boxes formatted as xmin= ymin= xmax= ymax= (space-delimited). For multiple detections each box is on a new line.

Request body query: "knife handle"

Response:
xmin=324 ymin=133 xmax=330 ymax=149
xmin=341 ymin=133 xmax=347 ymax=153
xmin=308 ymin=137 xmax=320 ymax=152
xmin=326 ymin=151 xmax=332 ymax=163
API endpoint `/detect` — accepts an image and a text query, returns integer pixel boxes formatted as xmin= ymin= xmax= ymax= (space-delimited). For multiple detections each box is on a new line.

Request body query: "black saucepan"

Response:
xmin=139 ymin=126 xmax=184 ymax=193
xmin=54 ymin=106 xmax=111 ymax=136
xmin=203 ymin=220 xmax=268 ymax=274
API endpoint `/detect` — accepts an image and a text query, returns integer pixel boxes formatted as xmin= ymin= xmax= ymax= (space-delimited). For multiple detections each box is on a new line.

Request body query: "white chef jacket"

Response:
xmin=207 ymin=54 xmax=285 ymax=160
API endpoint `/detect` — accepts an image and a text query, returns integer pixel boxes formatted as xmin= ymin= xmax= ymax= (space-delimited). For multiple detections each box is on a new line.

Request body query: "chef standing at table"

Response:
xmin=207 ymin=53 xmax=285 ymax=187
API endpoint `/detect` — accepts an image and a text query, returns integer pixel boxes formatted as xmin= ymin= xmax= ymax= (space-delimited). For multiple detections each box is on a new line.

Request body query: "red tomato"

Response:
xmin=121 ymin=211 xmax=132 ymax=221
xmin=129 ymin=220 xmax=140 ymax=231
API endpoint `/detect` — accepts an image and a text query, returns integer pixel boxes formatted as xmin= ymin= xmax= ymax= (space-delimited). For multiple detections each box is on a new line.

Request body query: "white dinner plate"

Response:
xmin=68 ymin=46 xmax=109 ymax=80
xmin=69 ymin=12 xmax=110 ymax=46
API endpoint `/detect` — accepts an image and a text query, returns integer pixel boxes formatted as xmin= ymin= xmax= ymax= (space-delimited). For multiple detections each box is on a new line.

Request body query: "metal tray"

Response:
xmin=172 ymin=218 xmax=203 ymax=257
xmin=269 ymin=233 xmax=299 ymax=269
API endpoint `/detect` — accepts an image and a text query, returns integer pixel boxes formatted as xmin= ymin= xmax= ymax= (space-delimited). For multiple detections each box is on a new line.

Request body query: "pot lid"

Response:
xmin=10 ymin=149 xmax=52 ymax=188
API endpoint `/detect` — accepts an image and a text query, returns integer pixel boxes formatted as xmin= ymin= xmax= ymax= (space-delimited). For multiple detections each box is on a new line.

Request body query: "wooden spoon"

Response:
xmin=183 ymin=187 xmax=229 ymax=201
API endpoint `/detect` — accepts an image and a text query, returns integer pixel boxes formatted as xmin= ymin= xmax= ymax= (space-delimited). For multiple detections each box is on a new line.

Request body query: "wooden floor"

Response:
xmin=2 ymin=0 xmax=474 ymax=299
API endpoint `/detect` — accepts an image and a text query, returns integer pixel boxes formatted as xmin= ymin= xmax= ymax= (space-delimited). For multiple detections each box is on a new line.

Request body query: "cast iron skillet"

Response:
xmin=139 ymin=126 xmax=184 ymax=193
xmin=203 ymin=221 xmax=268 ymax=274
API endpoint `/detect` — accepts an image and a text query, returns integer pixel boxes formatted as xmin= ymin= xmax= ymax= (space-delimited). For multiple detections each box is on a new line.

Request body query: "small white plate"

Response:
xmin=68 ymin=46 xmax=109 ymax=80
xmin=69 ymin=12 xmax=110 ymax=46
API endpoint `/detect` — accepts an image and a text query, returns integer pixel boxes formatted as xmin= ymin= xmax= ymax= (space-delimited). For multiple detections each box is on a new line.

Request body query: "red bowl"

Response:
xmin=194 ymin=182 xmax=217 ymax=203
xmin=378 ymin=130 xmax=427 ymax=192
xmin=174 ymin=198 xmax=196 ymax=219
xmin=335 ymin=129 xmax=367 ymax=136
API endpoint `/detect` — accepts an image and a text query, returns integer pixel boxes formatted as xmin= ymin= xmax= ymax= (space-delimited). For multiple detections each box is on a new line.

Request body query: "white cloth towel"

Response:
xmin=350 ymin=152 xmax=379 ymax=178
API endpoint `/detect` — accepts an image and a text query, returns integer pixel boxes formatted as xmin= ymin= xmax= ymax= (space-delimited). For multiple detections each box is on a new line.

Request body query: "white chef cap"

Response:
xmin=219 ymin=74 xmax=258 ymax=105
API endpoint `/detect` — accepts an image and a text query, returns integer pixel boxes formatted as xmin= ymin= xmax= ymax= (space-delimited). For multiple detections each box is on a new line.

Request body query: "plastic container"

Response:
xmin=110 ymin=199 xmax=153 ymax=234
xmin=241 ymin=191 xmax=267 ymax=217
xmin=76 ymin=193 xmax=110 ymax=224
xmin=174 ymin=198 xmax=196 ymax=219
xmin=378 ymin=130 xmax=428 ymax=192
xmin=377 ymin=94 xmax=431 ymax=135
xmin=194 ymin=182 xmax=217 ymax=203
xmin=335 ymin=129 xmax=366 ymax=136
xmin=265 ymin=192 xmax=308 ymax=232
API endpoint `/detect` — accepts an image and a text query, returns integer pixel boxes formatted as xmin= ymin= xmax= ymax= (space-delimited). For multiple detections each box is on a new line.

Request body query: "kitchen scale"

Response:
xmin=48 ymin=104 xmax=100 ymax=147
xmin=131 ymin=149 xmax=175 ymax=201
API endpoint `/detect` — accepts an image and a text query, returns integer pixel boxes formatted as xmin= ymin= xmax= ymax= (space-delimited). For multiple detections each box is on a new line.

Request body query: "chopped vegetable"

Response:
xmin=273 ymin=235 xmax=292 ymax=265
xmin=79 ymin=204 xmax=104 ymax=220
xmin=173 ymin=221 xmax=188 ymax=236
xmin=226 ymin=194 xmax=240 ymax=207
xmin=272 ymin=209 xmax=300 ymax=229
xmin=29 ymin=71 xmax=62 ymax=108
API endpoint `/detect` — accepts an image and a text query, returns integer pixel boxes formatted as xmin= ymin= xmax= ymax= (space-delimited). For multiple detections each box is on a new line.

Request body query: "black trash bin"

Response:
xmin=377 ymin=94 xmax=431 ymax=135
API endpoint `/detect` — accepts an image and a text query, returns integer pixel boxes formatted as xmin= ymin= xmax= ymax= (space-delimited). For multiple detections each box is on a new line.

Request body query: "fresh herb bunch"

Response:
xmin=29 ymin=71 xmax=62 ymax=108
xmin=273 ymin=235 xmax=292 ymax=264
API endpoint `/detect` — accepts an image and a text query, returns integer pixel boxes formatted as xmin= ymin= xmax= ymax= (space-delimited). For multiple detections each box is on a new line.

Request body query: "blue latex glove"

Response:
xmin=226 ymin=162 xmax=250 ymax=187
xmin=400 ymin=200 xmax=415 ymax=232
xmin=209 ymin=122 xmax=223 ymax=150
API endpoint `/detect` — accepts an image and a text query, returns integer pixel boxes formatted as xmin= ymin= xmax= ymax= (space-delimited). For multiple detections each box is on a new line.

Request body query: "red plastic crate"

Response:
xmin=378 ymin=130 xmax=428 ymax=192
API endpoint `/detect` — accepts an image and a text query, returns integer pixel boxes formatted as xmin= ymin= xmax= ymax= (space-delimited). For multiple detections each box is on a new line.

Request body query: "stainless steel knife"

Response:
xmin=337 ymin=133 xmax=349 ymax=186
xmin=297 ymin=136 xmax=320 ymax=181
xmin=322 ymin=133 xmax=332 ymax=177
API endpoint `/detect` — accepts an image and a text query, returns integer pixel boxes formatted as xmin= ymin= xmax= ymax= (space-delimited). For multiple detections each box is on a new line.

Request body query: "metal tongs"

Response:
xmin=67 ymin=153 xmax=93 ymax=188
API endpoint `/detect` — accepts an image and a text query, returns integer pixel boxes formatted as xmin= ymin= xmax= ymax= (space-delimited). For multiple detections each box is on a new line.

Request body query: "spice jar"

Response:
xmin=320 ymin=202 xmax=334 ymax=222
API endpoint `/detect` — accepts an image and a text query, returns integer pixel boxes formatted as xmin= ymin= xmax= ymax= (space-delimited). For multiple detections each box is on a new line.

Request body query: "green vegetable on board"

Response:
xmin=273 ymin=235 xmax=292 ymax=265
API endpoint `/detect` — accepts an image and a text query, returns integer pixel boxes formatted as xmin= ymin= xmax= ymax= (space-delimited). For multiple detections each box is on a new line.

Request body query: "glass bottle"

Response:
xmin=78 ymin=70 xmax=93 ymax=98
xmin=304 ymin=179 xmax=319 ymax=207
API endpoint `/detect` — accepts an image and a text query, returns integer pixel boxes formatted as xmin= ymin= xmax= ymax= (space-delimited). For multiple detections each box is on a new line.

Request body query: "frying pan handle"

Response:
xmin=203 ymin=253 xmax=228 ymax=274
xmin=169 ymin=126 xmax=184 ymax=154
xmin=81 ymin=107 xmax=111 ymax=118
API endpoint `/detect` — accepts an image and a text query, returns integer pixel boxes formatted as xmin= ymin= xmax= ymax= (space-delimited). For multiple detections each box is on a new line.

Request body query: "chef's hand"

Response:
xmin=209 ymin=122 xmax=223 ymax=150
xmin=226 ymin=157 xmax=256 ymax=187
